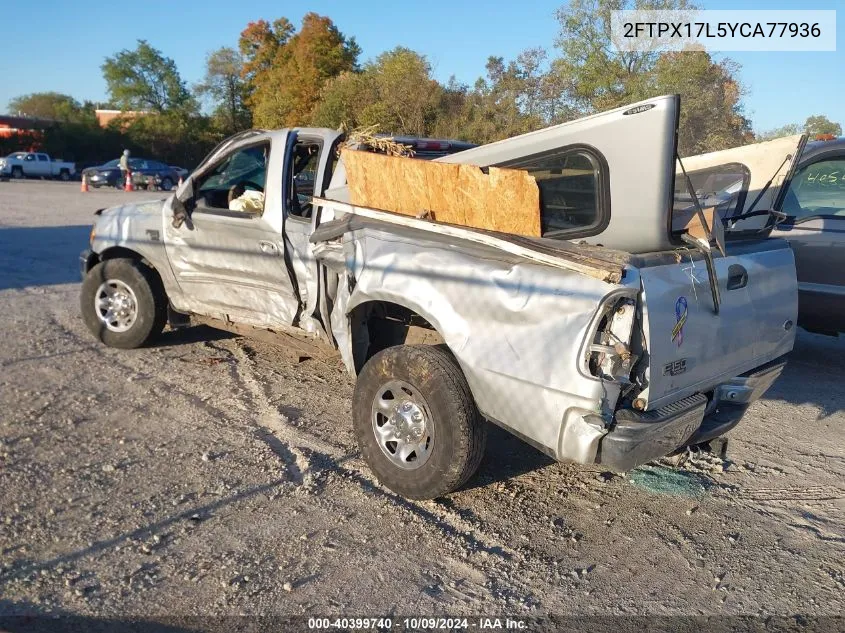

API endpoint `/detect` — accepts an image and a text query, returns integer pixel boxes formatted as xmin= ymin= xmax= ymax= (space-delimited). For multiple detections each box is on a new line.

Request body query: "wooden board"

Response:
xmin=672 ymin=205 xmax=726 ymax=255
xmin=341 ymin=149 xmax=542 ymax=237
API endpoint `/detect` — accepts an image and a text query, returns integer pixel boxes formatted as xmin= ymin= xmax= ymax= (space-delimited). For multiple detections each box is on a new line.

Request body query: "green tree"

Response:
xmin=552 ymin=0 xmax=689 ymax=111
xmin=756 ymin=123 xmax=802 ymax=141
xmin=7 ymin=92 xmax=95 ymax=124
xmin=239 ymin=13 xmax=360 ymax=127
xmin=195 ymin=47 xmax=251 ymax=134
xmin=757 ymin=116 xmax=841 ymax=142
xmin=102 ymin=40 xmax=197 ymax=115
xmin=310 ymin=70 xmax=369 ymax=129
xmin=551 ymin=0 xmax=752 ymax=155
xmin=804 ymin=115 xmax=842 ymax=138
xmin=651 ymin=52 xmax=751 ymax=155
xmin=313 ymin=48 xmax=444 ymax=136
xmin=550 ymin=0 xmax=750 ymax=154
xmin=434 ymin=52 xmax=576 ymax=146
xmin=121 ymin=112 xmax=217 ymax=167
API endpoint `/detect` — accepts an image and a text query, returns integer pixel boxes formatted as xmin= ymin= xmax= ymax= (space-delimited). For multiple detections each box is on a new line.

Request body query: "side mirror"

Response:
xmin=171 ymin=178 xmax=195 ymax=228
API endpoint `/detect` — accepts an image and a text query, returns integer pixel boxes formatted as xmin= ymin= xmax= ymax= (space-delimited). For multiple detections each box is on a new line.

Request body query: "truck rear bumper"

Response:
xmin=587 ymin=358 xmax=787 ymax=471
xmin=599 ymin=394 xmax=708 ymax=472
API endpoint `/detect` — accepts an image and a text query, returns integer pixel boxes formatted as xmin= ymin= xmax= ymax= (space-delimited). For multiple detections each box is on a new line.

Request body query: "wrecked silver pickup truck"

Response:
xmin=79 ymin=95 xmax=799 ymax=499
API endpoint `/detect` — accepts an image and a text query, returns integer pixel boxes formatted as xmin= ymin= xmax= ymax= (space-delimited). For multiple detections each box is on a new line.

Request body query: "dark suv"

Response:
xmin=82 ymin=158 xmax=180 ymax=190
xmin=771 ymin=138 xmax=845 ymax=335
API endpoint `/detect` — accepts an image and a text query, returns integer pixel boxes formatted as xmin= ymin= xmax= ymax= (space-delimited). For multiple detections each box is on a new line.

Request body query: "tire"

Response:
xmin=11 ymin=167 xmax=23 ymax=179
xmin=160 ymin=177 xmax=173 ymax=192
xmin=80 ymin=258 xmax=167 ymax=349
xmin=59 ymin=170 xmax=70 ymax=181
xmin=352 ymin=344 xmax=486 ymax=499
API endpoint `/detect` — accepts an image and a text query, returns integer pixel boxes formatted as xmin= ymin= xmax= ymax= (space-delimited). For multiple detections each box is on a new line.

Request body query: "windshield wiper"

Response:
xmin=724 ymin=208 xmax=788 ymax=228
xmin=725 ymin=153 xmax=793 ymax=232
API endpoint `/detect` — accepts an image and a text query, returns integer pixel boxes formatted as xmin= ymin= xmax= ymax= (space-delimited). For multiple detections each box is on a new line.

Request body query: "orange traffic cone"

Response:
xmin=124 ymin=171 xmax=134 ymax=192
xmin=80 ymin=174 xmax=89 ymax=192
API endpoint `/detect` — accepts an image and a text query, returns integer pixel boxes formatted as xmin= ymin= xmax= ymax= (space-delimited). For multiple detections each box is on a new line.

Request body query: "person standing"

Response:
xmin=119 ymin=149 xmax=131 ymax=188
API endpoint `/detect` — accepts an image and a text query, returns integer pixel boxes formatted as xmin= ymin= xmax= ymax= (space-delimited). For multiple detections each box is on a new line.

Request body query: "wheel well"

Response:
xmin=91 ymin=248 xmax=164 ymax=290
xmin=350 ymin=301 xmax=445 ymax=373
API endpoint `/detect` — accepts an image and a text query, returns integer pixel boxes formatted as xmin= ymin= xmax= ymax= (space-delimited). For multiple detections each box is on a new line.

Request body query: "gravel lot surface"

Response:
xmin=1 ymin=181 xmax=843 ymax=626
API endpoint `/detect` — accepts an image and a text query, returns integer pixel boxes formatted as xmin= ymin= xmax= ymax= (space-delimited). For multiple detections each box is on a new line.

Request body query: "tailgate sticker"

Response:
xmin=672 ymin=296 xmax=688 ymax=346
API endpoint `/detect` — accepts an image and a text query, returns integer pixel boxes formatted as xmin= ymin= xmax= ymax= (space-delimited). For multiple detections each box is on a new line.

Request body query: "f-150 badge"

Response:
xmin=663 ymin=358 xmax=687 ymax=376
xmin=672 ymin=296 xmax=687 ymax=346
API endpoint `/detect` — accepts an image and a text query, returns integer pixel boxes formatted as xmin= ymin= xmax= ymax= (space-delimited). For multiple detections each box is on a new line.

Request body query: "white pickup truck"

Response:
xmin=0 ymin=152 xmax=76 ymax=181
xmin=78 ymin=95 xmax=800 ymax=500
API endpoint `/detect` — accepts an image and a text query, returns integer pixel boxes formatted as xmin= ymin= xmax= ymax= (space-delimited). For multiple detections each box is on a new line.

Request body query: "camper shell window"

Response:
xmin=498 ymin=146 xmax=609 ymax=240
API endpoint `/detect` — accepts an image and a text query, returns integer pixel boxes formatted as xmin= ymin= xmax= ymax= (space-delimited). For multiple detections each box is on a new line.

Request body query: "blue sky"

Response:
xmin=1 ymin=0 xmax=841 ymax=132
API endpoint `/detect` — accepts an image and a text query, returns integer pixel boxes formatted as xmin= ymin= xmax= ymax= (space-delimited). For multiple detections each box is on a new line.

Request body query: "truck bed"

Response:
xmin=312 ymin=197 xmax=631 ymax=284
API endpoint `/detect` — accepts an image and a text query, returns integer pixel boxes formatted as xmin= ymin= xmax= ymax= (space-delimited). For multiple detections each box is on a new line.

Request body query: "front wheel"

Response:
xmin=80 ymin=259 xmax=167 ymax=349
xmin=11 ymin=167 xmax=23 ymax=179
xmin=352 ymin=345 xmax=487 ymax=499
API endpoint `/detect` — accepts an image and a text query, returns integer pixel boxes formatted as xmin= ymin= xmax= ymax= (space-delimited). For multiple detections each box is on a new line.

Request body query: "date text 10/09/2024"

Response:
xmin=307 ymin=617 xmax=529 ymax=630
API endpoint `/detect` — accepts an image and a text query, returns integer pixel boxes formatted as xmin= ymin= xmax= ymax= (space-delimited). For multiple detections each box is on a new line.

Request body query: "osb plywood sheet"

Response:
xmin=342 ymin=149 xmax=541 ymax=237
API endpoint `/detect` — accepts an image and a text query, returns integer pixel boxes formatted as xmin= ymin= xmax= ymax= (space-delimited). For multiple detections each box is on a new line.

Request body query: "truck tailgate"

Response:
xmin=638 ymin=239 xmax=797 ymax=409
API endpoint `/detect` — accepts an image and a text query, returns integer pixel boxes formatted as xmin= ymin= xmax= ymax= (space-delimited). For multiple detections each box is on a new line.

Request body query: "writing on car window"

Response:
xmin=783 ymin=159 xmax=845 ymax=218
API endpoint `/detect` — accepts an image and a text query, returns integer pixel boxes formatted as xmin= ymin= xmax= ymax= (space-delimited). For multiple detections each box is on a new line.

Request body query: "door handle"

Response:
xmin=727 ymin=264 xmax=748 ymax=290
xmin=258 ymin=240 xmax=279 ymax=255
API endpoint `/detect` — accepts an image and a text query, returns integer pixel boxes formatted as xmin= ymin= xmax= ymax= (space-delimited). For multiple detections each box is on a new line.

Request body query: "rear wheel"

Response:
xmin=59 ymin=170 xmax=70 ymax=181
xmin=80 ymin=259 xmax=167 ymax=349
xmin=352 ymin=345 xmax=486 ymax=499
xmin=160 ymin=177 xmax=173 ymax=191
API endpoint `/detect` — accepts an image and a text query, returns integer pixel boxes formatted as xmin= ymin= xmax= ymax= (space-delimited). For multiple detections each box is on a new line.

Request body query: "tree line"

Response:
xmin=4 ymin=0 xmax=841 ymax=167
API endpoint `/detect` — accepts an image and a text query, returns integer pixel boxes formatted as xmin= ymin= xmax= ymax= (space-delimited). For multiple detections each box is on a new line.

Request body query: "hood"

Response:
xmin=674 ymin=134 xmax=808 ymax=234
xmin=95 ymin=198 xmax=167 ymax=222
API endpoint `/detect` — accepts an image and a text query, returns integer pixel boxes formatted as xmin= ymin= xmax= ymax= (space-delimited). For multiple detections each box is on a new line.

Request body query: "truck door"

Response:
xmin=163 ymin=133 xmax=301 ymax=329
xmin=36 ymin=154 xmax=51 ymax=176
xmin=23 ymin=153 xmax=38 ymax=176
xmin=282 ymin=131 xmax=344 ymax=334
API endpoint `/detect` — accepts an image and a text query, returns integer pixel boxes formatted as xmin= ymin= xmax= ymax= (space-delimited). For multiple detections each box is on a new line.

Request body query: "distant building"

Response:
xmin=0 ymin=115 xmax=54 ymax=138
xmin=95 ymin=109 xmax=149 ymax=128
xmin=0 ymin=115 xmax=54 ymax=150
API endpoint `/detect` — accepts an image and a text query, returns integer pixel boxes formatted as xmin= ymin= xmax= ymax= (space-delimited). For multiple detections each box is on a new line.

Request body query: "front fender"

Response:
xmin=90 ymin=199 xmax=179 ymax=295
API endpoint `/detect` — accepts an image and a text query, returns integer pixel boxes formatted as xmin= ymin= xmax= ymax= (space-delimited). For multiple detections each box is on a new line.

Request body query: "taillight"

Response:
xmin=414 ymin=140 xmax=448 ymax=151
xmin=584 ymin=296 xmax=638 ymax=383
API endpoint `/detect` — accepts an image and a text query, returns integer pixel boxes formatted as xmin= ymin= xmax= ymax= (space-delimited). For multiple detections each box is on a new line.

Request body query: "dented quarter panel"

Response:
xmin=331 ymin=222 xmax=639 ymax=459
